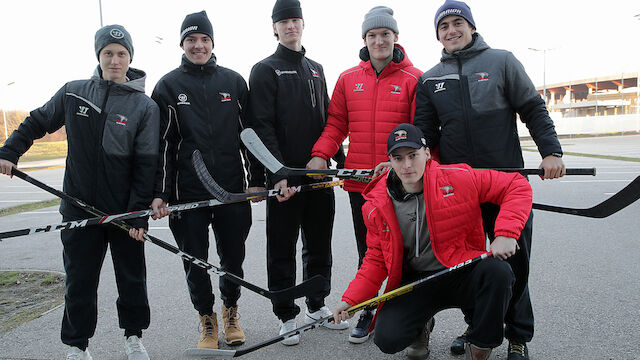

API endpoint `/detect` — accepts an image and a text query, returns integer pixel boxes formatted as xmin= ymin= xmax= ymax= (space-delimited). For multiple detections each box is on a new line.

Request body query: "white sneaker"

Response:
xmin=124 ymin=335 xmax=150 ymax=360
xmin=279 ymin=318 xmax=300 ymax=346
xmin=304 ymin=306 xmax=349 ymax=330
xmin=66 ymin=346 xmax=92 ymax=360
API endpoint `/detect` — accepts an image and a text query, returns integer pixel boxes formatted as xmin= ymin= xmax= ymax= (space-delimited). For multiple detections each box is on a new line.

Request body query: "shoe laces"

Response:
xmin=126 ymin=336 xmax=145 ymax=353
xmin=509 ymin=342 xmax=526 ymax=355
xmin=200 ymin=315 xmax=216 ymax=337
xmin=225 ymin=306 xmax=240 ymax=329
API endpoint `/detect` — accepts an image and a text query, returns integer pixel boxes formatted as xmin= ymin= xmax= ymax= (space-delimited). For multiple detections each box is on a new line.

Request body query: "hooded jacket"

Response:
xmin=152 ymin=54 xmax=259 ymax=202
xmin=413 ymin=34 xmax=562 ymax=168
xmin=341 ymin=160 xmax=531 ymax=307
xmin=0 ymin=67 xmax=159 ymax=229
xmin=311 ymin=44 xmax=422 ymax=192
xmin=247 ymin=44 xmax=345 ymax=186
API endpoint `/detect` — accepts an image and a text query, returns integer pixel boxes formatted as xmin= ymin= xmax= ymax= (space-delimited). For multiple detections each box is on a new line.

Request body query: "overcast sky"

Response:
xmin=1 ymin=0 xmax=639 ymax=111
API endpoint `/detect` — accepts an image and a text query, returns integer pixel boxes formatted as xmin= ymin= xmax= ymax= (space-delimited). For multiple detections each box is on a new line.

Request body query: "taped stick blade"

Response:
xmin=240 ymin=128 xmax=285 ymax=174
xmin=192 ymin=150 xmax=231 ymax=203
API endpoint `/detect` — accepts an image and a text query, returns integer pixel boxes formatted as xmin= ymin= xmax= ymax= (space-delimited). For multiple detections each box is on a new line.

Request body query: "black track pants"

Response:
xmin=169 ymin=201 xmax=251 ymax=314
xmin=60 ymin=225 xmax=149 ymax=349
xmin=266 ymin=188 xmax=335 ymax=321
xmin=374 ymin=258 xmax=514 ymax=353
xmin=348 ymin=191 xmax=368 ymax=269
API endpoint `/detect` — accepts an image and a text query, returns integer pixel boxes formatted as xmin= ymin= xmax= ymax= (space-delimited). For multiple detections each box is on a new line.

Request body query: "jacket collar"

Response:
xmin=180 ymin=53 xmax=218 ymax=73
xmin=275 ymin=43 xmax=307 ymax=64
xmin=358 ymin=43 xmax=414 ymax=77
xmin=91 ymin=66 xmax=147 ymax=93
xmin=440 ymin=33 xmax=490 ymax=62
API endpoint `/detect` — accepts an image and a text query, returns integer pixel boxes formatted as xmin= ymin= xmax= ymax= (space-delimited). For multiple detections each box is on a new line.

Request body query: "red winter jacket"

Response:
xmin=341 ymin=160 xmax=532 ymax=308
xmin=311 ymin=44 xmax=422 ymax=192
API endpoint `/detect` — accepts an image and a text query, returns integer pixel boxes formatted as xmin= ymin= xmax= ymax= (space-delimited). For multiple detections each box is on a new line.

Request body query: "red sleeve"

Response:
xmin=311 ymin=75 xmax=349 ymax=160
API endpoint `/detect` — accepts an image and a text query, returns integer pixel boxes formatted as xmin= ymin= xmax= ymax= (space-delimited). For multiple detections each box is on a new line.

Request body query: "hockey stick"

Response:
xmin=532 ymin=175 xmax=640 ymax=218
xmin=192 ymin=149 xmax=342 ymax=203
xmin=184 ymin=253 xmax=492 ymax=359
xmin=8 ymin=168 xmax=325 ymax=302
xmin=0 ymin=174 xmax=343 ymax=240
xmin=241 ymin=128 xmax=595 ymax=178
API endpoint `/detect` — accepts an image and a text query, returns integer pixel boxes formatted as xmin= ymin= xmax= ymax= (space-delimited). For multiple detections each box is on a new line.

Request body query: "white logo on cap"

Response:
xmin=110 ymin=29 xmax=125 ymax=39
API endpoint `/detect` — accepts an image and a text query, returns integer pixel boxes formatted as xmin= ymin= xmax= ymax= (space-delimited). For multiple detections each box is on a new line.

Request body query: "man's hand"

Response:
xmin=306 ymin=156 xmax=328 ymax=180
xmin=539 ymin=155 xmax=565 ymax=180
xmin=332 ymin=301 xmax=354 ymax=324
xmin=0 ymin=159 xmax=16 ymax=178
xmin=128 ymin=228 xmax=147 ymax=242
xmin=490 ymin=236 xmax=519 ymax=260
xmin=245 ymin=186 xmax=266 ymax=203
xmin=374 ymin=161 xmax=391 ymax=178
xmin=274 ymin=179 xmax=294 ymax=202
xmin=151 ymin=198 xmax=170 ymax=220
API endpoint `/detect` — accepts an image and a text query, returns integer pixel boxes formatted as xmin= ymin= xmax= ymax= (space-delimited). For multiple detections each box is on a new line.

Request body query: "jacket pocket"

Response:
xmin=102 ymin=113 xmax=134 ymax=156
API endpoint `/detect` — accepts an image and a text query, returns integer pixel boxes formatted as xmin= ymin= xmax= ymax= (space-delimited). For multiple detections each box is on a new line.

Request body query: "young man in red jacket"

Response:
xmin=306 ymin=6 xmax=422 ymax=343
xmin=332 ymin=124 xmax=532 ymax=360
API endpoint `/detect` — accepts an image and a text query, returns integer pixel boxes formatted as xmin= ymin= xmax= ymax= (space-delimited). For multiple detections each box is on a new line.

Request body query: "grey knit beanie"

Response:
xmin=361 ymin=6 xmax=399 ymax=38
xmin=95 ymin=24 xmax=134 ymax=62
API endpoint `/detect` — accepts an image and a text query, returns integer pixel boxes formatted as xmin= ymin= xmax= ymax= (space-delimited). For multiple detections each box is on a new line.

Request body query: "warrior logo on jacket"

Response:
xmin=353 ymin=83 xmax=364 ymax=92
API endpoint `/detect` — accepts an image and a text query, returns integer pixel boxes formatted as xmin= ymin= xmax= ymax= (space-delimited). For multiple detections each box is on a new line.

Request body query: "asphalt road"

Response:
xmin=0 ymin=135 xmax=639 ymax=360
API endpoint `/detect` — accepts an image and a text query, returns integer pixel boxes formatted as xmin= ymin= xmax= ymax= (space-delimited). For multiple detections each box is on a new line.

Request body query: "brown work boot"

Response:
xmin=197 ymin=313 xmax=219 ymax=349
xmin=464 ymin=342 xmax=492 ymax=360
xmin=222 ymin=305 xmax=246 ymax=345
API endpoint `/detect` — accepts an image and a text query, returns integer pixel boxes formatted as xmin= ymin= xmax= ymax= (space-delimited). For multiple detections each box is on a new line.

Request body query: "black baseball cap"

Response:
xmin=387 ymin=123 xmax=428 ymax=155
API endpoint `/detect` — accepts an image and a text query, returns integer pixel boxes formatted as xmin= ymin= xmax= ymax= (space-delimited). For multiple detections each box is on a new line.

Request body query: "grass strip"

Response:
xmin=522 ymin=148 xmax=640 ymax=162
xmin=0 ymin=199 xmax=60 ymax=217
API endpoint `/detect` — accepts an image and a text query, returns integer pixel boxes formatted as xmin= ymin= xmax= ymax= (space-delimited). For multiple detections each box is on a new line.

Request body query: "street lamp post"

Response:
xmin=2 ymin=81 xmax=15 ymax=142
xmin=528 ymin=47 xmax=552 ymax=104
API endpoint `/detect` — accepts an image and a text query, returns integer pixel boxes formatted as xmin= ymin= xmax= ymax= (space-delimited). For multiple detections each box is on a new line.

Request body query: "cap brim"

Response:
xmin=387 ymin=142 xmax=423 ymax=156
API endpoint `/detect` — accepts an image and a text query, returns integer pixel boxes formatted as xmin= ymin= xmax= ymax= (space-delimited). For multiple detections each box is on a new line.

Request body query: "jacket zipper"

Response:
xmin=371 ymin=77 xmax=380 ymax=168
xmin=456 ymin=56 xmax=477 ymax=165
xmin=95 ymin=83 xmax=111 ymax=205
xmin=414 ymin=194 xmax=420 ymax=258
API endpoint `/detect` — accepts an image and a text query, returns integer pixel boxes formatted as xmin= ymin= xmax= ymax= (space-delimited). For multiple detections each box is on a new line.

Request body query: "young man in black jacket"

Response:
xmin=0 ymin=25 xmax=158 ymax=360
xmin=246 ymin=0 xmax=347 ymax=346
xmin=413 ymin=1 xmax=566 ymax=359
xmin=150 ymin=11 xmax=262 ymax=350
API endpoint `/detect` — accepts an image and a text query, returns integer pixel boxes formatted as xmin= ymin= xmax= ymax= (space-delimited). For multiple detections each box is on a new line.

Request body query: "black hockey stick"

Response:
xmin=184 ymin=253 xmax=492 ymax=359
xmin=241 ymin=128 xmax=595 ymax=178
xmin=192 ymin=149 xmax=343 ymax=203
xmin=532 ymin=175 xmax=640 ymax=218
xmin=9 ymin=168 xmax=324 ymax=302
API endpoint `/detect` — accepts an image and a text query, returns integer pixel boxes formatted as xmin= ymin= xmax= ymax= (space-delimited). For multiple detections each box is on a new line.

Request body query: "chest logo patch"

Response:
xmin=115 ymin=114 xmax=128 ymax=126
xmin=434 ymin=82 xmax=446 ymax=93
xmin=440 ymin=185 xmax=454 ymax=197
xmin=275 ymin=69 xmax=298 ymax=76
xmin=177 ymin=93 xmax=191 ymax=105
xmin=219 ymin=92 xmax=231 ymax=102
xmin=76 ymin=106 xmax=89 ymax=117
xmin=353 ymin=83 xmax=364 ymax=92
xmin=476 ymin=72 xmax=489 ymax=82
xmin=390 ymin=85 xmax=402 ymax=94
xmin=310 ymin=68 xmax=320 ymax=78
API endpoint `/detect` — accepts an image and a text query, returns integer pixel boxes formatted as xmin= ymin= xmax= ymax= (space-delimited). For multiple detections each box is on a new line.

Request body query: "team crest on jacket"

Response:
xmin=219 ymin=92 xmax=231 ymax=102
xmin=440 ymin=185 xmax=454 ymax=197
xmin=353 ymin=83 xmax=364 ymax=92
xmin=390 ymin=85 xmax=402 ymax=94
xmin=394 ymin=130 xmax=407 ymax=141
xmin=76 ymin=106 xmax=89 ymax=117
xmin=310 ymin=68 xmax=320 ymax=78
xmin=177 ymin=93 xmax=191 ymax=105
xmin=115 ymin=114 xmax=128 ymax=126
xmin=476 ymin=72 xmax=489 ymax=82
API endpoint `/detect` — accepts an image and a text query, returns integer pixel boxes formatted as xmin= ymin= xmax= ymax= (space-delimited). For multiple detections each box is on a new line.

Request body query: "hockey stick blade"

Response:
xmin=192 ymin=149 xmax=344 ymax=202
xmin=532 ymin=175 xmax=640 ymax=218
xmin=9 ymin=168 xmax=323 ymax=302
xmin=240 ymin=128 xmax=375 ymax=178
xmin=184 ymin=253 xmax=491 ymax=358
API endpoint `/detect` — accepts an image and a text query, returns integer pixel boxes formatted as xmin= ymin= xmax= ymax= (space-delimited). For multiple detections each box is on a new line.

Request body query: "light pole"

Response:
xmin=98 ymin=0 xmax=103 ymax=27
xmin=528 ymin=47 xmax=552 ymax=104
xmin=2 ymin=81 xmax=15 ymax=142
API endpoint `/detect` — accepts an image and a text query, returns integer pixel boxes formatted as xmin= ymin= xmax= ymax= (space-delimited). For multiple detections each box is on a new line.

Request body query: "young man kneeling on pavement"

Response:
xmin=332 ymin=124 xmax=532 ymax=360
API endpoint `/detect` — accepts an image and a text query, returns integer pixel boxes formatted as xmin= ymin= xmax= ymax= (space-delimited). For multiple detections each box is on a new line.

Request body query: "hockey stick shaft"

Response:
xmin=188 ymin=253 xmax=491 ymax=358
xmin=8 ymin=168 xmax=324 ymax=302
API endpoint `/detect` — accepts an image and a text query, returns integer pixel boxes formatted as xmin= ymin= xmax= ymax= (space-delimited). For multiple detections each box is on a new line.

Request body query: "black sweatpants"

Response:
xmin=374 ymin=258 xmax=515 ymax=353
xmin=266 ymin=187 xmax=335 ymax=321
xmin=61 ymin=225 xmax=149 ymax=350
xmin=462 ymin=204 xmax=534 ymax=342
xmin=348 ymin=191 xmax=368 ymax=269
xmin=169 ymin=201 xmax=251 ymax=314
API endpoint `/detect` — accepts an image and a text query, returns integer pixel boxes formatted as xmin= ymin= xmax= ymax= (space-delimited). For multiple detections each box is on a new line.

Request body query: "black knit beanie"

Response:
xmin=272 ymin=0 xmax=303 ymax=23
xmin=95 ymin=24 xmax=134 ymax=62
xmin=180 ymin=10 xmax=214 ymax=46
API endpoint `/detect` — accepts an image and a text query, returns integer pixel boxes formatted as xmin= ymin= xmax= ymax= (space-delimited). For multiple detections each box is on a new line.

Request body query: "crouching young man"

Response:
xmin=332 ymin=124 xmax=532 ymax=360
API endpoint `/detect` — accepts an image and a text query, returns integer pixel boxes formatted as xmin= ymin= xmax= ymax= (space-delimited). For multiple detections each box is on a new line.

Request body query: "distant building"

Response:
xmin=537 ymin=73 xmax=639 ymax=118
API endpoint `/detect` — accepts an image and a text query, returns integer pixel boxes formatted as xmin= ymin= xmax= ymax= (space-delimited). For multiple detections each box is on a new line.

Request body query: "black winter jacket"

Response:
xmin=247 ymin=44 xmax=344 ymax=185
xmin=152 ymin=54 xmax=259 ymax=202
xmin=414 ymin=34 xmax=562 ymax=168
xmin=0 ymin=67 xmax=159 ymax=229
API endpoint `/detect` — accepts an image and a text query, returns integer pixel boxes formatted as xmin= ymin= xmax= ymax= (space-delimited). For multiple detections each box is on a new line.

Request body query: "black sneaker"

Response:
xmin=507 ymin=341 xmax=529 ymax=360
xmin=348 ymin=309 xmax=375 ymax=344
xmin=450 ymin=326 xmax=471 ymax=355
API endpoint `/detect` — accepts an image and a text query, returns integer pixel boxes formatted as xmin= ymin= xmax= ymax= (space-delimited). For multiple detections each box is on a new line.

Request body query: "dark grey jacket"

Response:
xmin=414 ymin=34 xmax=562 ymax=168
xmin=0 ymin=67 xmax=159 ymax=228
